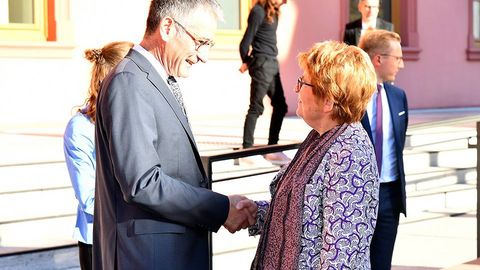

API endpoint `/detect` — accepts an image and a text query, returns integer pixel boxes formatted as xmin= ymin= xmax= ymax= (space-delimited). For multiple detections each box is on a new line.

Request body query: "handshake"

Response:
xmin=223 ymin=195 xmax=257 ymax=233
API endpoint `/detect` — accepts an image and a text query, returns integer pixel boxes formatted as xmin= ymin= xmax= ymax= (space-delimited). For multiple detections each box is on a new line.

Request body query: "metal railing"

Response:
xmin=200 ymin=143 xmax=301 ymax=270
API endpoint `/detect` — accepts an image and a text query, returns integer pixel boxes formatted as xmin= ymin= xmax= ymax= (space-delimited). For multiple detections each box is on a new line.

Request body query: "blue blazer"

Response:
xmin=361 ymin=83 xmax=408 ymax=214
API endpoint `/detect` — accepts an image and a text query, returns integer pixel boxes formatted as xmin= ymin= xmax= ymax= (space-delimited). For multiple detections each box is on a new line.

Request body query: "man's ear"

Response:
xmin=159 ymin=17 xmax=175 ymax=42
xmin=372 ymin=54 xmax=382 ymax=67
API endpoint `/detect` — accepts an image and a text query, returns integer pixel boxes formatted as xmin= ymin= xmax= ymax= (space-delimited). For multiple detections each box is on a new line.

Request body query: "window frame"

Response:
xmin=0 ymin=0 xmax=55 ymax=42
xmin=467 ymin=0 xmax=480 ymax=60
xmin=0 ymin=0 xmax=74 ymax=59
xmin=341 ymin=0 xmax=421 ymax=61
xmin=210 ymin=0 xmax=252 ymax=60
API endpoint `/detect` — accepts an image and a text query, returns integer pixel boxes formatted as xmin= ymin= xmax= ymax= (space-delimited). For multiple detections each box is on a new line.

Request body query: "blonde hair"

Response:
xmin=358 ymin=29 xmax=401 ymax=58
xmin=297 ymin=40 xmax=377 ymax=123
xmin=82 ymin=41 xmax=133 ymax=123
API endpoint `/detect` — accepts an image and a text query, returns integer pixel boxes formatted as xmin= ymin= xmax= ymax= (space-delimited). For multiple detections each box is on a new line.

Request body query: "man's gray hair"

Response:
xmin=145 ymin=0 xmax=223 ymax=35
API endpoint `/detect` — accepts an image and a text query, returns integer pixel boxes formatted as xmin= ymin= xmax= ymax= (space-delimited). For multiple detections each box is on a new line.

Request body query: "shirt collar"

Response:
xmin=361 ymin=19 xmax=377 ymax=30
xmin=132 ymin=44 xmax=170 ymax=83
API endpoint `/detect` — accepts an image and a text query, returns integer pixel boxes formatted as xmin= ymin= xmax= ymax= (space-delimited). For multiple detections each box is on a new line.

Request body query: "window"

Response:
xmin=468 ymin=0 xmax=480 ymax=60
xmin=473 ymin=0 xmax=480 ymax=45
xmin=344 ymin=0 xmax=421 ymax=60
xmin=211 ymin=0 xmax=251 ymax=59
xmin=348 ymin=0 xmax=391 ymax=23
xmin=0 ymin=0 xmax=55 ymax=42
xmin=218 ymin=0 xmax=241 ymax=30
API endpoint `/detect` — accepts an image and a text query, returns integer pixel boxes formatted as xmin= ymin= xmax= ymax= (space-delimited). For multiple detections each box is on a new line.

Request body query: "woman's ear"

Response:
xmin=323 ymin=99 xmax=335 ymax=112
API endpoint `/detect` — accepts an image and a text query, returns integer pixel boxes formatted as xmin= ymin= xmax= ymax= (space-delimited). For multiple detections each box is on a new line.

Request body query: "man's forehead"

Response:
xmin=361 ymin=0 xmax=379 ymax=6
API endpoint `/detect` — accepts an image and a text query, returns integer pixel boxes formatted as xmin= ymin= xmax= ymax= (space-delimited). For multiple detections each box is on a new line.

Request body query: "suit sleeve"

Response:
xmin=100 ymin=72 xmax=229 ymax=232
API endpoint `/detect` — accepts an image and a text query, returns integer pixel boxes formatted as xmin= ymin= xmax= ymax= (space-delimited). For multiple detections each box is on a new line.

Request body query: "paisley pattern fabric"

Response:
xmin=250 ymin=123 xmax=379 ymax=269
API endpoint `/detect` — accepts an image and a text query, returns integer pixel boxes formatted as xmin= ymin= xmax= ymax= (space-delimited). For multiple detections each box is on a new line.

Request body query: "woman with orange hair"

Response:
xmin=63 ymin=41 xmax=133 ymax=270
xmin=247 ymin=40 xmax=380 ymax=269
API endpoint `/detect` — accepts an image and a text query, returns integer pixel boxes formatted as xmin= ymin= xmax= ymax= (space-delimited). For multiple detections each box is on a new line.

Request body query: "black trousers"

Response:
xmin=242 ymin=55 xmax=288 ymax=148
xmin=78 ymin=241 xmax=92 ymax=270
xmin=370 ymin=181 xmax=402 ymax=270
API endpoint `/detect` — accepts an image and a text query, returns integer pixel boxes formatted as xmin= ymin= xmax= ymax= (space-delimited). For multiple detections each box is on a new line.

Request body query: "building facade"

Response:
xmin=0 ymin=0 xmax=479 ymax=128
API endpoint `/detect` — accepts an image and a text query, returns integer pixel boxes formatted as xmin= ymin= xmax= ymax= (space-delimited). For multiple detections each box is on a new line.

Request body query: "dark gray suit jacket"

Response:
xmin=361 ymin=83 xmax=408 ymax=215
xmin=343 ymin=18 xmax=394 ymax=46
xmin=93 ymin=49 xmax=229 ymax=270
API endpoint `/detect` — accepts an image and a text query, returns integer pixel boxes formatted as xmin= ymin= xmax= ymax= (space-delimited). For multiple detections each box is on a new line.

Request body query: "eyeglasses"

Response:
xmin=380 ymin=54 xmax=403 ymax=63
xmin=172 ymin=18 xmax=215 ymax=51
xmin=295 ymin=76 xmax=314 ymax=93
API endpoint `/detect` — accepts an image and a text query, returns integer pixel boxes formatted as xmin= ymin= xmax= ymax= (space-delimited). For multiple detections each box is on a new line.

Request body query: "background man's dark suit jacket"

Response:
xmin=93 ymin=49 xmax=229 ymax=270
xmin=343 ymin=18 xmax=394 ymax=46
xmin=361 ymin=82 xmax=408 ymax=215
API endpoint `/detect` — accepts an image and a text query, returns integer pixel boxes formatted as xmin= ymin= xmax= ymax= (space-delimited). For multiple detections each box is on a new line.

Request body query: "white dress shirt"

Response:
xmin=366 ymin=83 xmax=399 ymax=183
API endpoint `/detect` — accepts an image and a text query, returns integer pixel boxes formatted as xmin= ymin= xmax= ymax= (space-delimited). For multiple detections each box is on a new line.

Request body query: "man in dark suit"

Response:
xmin=358 ymin=29 xmax=408 ymax=269
xmin=344 ymin=0 xmax=394 ymax=46
xmin=93 ymin=1 xmax=257 ymax=269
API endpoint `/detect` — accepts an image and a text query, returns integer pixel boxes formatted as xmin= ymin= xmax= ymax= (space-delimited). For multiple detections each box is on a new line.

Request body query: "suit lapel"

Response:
xmin=125 ymin=50 xmax=207 ymax=179
xmin=354 ymin=29 xmax=360 ymax=45
xmin=147 ymin=73 xmax=194 ymax=139
xmin=361 ymin=113 xmax=374 ymax=144
xmin=126 ymin=51 xmax=194 ymax=139
xmin=384 ymin=83 xmax=402 ymax=152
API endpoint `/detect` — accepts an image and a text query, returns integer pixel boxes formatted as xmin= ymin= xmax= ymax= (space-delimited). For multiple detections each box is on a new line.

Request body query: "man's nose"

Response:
xmin=196 ymin=47 xmax=210 ymax=63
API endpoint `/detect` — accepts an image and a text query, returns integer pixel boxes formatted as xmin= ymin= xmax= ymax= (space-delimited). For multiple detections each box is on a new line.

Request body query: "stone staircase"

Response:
xmin=0 ymin=117 xmax=478 ymax=269
xmin=403 ymin=125 xmax=477 ymax=221
xmin=0 ymin=133 xmax=77 ymax=257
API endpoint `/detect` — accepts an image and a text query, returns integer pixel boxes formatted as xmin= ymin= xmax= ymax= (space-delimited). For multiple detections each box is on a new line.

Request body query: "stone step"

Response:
xmin=0 ymin=163 xmax=70 ymax=194
xmin=406 ymin=126 xmax=475 ymax=148
xmin=0 ymin=216 xmax=76 ymax=255
xmin=0 ymin=134 xmax=64 ymax=166
xmin=406 ymin=166 xmax=476 ymax=192
xmin=403 ymin=148 xmax=476 ymax=171
xmin=0 ymin=245 xmax=79 ymax=270
xmin=0 ymin=188 xmax=77 ymax=224
xmin=406 ymin=184 xmax=476 ymax=217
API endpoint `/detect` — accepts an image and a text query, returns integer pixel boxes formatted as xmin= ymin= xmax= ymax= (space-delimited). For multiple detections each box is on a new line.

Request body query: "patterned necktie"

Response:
xmin=167 ymin=76 xmax=187 ymax=117
xmin=374 ymin=84 xmax=383 ymax=175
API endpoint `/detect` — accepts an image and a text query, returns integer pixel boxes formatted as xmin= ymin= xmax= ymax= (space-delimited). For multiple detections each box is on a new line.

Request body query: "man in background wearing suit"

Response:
xmin=359 ymin=29 xmax=408 ymax=269
xmin=93 ymin=0 xmax=257 ymax=269
xmin=344 ymin=0 xmax=394 ymax=46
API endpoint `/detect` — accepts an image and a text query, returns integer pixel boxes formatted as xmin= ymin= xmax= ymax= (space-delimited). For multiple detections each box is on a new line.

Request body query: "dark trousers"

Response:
xmin=370 ymin=181 xmax=402 ymax=270
xmin=78 ymin=241 xmax=92 ymax=270
xmin=243 ymin=55 xmax=288 ymax=148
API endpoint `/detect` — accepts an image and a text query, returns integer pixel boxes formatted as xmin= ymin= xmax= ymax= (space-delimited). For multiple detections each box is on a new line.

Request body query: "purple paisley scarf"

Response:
xmin=251 ymin=123 xmax=348 ymax=270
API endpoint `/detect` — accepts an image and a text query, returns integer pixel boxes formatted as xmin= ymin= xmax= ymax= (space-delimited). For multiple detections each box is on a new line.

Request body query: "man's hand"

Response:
xmin=223 ymin=195 xmax=257 ymax=233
